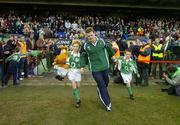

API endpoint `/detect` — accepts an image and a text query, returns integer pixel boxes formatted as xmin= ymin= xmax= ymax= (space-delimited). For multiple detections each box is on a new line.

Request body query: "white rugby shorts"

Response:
xmin=68 ymin=68 xmax=81 ymax=82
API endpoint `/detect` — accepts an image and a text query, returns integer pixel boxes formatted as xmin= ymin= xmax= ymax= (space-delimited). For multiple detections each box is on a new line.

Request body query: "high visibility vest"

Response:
xmin=19 ymin=41 xmax=27 ymax=57
xmin=152 ymin=44 xmax=163 ymax=58
xmin=138 ymin=44 xmax=151 ymax=64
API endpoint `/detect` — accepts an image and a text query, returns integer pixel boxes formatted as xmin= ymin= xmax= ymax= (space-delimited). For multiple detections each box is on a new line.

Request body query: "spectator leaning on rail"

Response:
xmin=2 ymin=49 xmax=24 ymax=87
xmin=2 ymin=49 xmax=42 ymax=87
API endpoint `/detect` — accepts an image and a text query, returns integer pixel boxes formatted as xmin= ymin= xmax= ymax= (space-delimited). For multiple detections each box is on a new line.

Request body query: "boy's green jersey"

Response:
xmin=5 ymin=50 xmax=41 ymax=62
xmin=67 ymin=51 xmax=81 ymax=69
xmin=117 ymin=56 xmax=138 ymax=74
xmin=5 ymin=52 xmax=23 ymax=62
xmin=80 ymin=37 xmax=114 ymax=72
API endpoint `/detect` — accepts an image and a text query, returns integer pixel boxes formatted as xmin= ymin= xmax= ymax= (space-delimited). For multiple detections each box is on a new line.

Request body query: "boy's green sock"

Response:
xmin=73 ymin=88 xmax=80 ymax=100
xmin=127 ymin=87 xmax=133 ymax=96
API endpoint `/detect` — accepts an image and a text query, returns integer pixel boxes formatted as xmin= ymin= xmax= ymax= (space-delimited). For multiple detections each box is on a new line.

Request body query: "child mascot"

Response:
xmin=53 ymin=45 xmax=69 ymax=81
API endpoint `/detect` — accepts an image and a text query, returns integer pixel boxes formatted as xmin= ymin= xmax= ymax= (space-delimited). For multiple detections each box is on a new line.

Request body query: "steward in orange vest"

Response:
xmin=137 ymin=38 xmax=151 ymax=86
xmin=138 ymin=45 xmax=151 ymax=64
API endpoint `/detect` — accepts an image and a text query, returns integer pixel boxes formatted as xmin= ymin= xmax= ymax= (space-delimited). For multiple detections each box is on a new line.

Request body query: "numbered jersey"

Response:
xmin=66 ymin=51 xmax=80 ymax=69
xmin=117 ymin=56 xmax=138 ymax=74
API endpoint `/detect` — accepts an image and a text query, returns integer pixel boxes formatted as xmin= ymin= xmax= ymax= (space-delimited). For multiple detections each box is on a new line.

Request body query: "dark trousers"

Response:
xmin=162 ymin=86 xmax=177 ymax=96
xmin=151 ymin=63 xmax=163 ymax=79
xmin=167 ymin=86 xmax=177 ymax=95
xmin=0 ymin=63 xmax=4 ymax=86
xmin=4 ymin=61 xmax=9 ymax=75
xmin=0 ymin=63 xmax=3 ymax=80
xmin=92 ymin=69 xmax=111 ymax=107
xmin=3 ymin=61 xmax=18 ymax=85
xmin=138 ymin=63 xmax=149 ymax=86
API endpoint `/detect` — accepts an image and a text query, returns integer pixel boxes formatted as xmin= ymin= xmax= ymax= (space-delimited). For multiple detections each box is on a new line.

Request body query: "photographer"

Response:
xmin=162 ymin=65 xmax=180 ymax=96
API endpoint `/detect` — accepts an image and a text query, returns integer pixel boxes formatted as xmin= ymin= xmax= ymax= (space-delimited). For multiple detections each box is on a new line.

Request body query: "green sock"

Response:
xmin=73 ymin=88 xmax=80 ymax=100
xmin=127 ymin=87 xmax=133 ymax=96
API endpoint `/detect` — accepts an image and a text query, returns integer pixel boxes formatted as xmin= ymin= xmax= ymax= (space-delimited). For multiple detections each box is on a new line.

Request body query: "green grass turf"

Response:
xmin=0 ymin=84 xmax=180 ymax=125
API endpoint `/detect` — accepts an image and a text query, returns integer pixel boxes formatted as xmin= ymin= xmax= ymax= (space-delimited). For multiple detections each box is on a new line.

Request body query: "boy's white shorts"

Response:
xmin=121 ymin=72 xmax=132 ymax=84
xmin=68 ymin=69 xmax=81 ymax=82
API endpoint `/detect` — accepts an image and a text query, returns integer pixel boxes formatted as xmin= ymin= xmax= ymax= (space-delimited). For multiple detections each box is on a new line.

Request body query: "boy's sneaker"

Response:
xmin=59 ymin=77 xmax=64 ymax=81
xmin=55 ymin=75 xmax=64 ymax=81
xmin=130 ymin=94 xmax=134 ymax=100
xmin=19 ymin=78 xmax=23 ymax=81
xmin=75 ymin=100 xmax=81 ymax=108
xmin=55 ymin=75 xmax=59 ymax=79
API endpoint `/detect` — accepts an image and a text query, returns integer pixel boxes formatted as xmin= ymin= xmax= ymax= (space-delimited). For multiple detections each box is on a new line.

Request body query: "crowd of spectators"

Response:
xmin=0 ymin=12 xmax=179 ymax=41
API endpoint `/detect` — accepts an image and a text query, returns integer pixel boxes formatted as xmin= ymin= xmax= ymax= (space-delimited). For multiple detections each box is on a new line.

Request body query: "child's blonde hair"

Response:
xmin=72 ymin=39 xmax=81 ymax=46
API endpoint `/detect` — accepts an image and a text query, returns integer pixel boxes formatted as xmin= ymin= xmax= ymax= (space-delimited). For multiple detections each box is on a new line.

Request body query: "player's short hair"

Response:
xmin=166 ymin=65 xmax=177 ymax=75
xmin=85 ymin=27 xmax=94 ymax=33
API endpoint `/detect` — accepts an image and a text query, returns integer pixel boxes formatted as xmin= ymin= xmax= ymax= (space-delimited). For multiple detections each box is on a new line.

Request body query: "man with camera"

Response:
xmin=162 ymin=65 xmax=180 ymax=96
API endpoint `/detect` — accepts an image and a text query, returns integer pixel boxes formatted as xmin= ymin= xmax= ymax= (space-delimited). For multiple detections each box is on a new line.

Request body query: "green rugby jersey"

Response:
xmin=5 ymin=52 xmax=24 ymax=62
xmin=117 ymin=56 xmax=138 ymax=74
xmin=5 ymin=50 xmax=41 ymax=63
xmin=80 ymin=37 xmax=114 ymax=72
xmin=67 ymin=51 xmax=81 ymax=69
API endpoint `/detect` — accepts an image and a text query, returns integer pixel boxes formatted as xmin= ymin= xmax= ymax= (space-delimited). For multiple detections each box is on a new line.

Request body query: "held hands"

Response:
xmin=80 ymin=68 xmax=85 ymax=74
xmin=112 ymin=56 xmax=119 ymax=70
xmin=114 ymin=60 xmax=119 ymax=70
xmin=111 ymin=56 xmax=119 ymax=64
xmin=137 ymin=73 xmax=140 ymax=78
xmin=111 ymin=56 xmax=117 ymax=62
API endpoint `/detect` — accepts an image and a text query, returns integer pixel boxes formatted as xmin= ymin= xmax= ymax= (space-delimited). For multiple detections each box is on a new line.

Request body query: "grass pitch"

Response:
xmin=0 ymin=84 xmax=180 ymax=125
